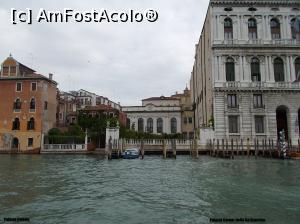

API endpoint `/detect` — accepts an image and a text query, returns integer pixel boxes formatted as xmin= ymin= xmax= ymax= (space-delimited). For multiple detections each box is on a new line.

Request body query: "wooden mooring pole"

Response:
xmin=246 ymin=138 xmax=250 ymax=157
xmin=230 ymin=139 xmax=234 ymax=159
xmin=222 ymin=139 xmax=225 ymax=157
xmin=216 ymin=139 xmax=220 ymax=157
xmin=163 ymin=139 xmax=167 ymax=159
xmin=172 ymin=139 xmax=177 ymax=159
xmin=140 ymin=140 xmax=144 ymax=159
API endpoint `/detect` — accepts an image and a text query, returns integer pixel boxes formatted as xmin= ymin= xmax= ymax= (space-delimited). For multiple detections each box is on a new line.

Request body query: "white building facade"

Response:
xmin=123 ymin=97 xmax=182 ymax=135
xmin=190 ymin=0 xmax=300 ymax=144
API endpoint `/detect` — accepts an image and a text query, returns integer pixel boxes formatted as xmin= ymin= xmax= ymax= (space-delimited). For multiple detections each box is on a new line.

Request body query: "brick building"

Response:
xmin=0 ymin=55 xmax=57 ymax=151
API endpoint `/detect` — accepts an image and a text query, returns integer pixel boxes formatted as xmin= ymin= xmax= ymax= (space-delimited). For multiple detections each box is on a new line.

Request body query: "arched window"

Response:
xmin=147 ymin=118 xmax=153 ymax=133
xmin=248 ymin=18 xmax=257 ymax=40
xmin=27 ymin=118 xmax=35 ymax=130
xmin=138 ymin=118 xmax=144 ymax=132
xmin=251 ymin=57 xmax=261 ymax=81
xmin=157 ymin=118 xmax=163 ymax=133
xmin=224 ymin=18 xmax=233 ymax=40
xmin=171 ymin=118 xmax=177 ymax=134
xmin=226 ymin=57 xmax=235 ymax=81
xmin=12 ymin=118 xmax=20 ymax=130
xmin=291 ymin=18 xmax=300 ymax=40
xmin=271 ymin=18 xmax=281 ymax=39
xmin=274 ymin=57 xmax=285 ymax=82
xmin=30 ymin=98 xmax=35 ymax=110
xmin=14 ymin=99 xmax=21 ymax=110
xmin=295 ymin=57 xmax=300 ymax=81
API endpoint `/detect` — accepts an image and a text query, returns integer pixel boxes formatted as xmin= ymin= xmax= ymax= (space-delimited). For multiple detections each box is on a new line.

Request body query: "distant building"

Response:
xmin=73 ymin=89 xmax=97 ymax=109
xmin=79 ymin=105 xmax=126 ymax=127
xmin=172 ymin=87 xmax=194 ymax=139
xmin=57 ymin=89 xmax=123 ymax=127
xmin=57 ymin=91 xmax=77 ymax=127
xmin=0 ymin=55 xmax=57 ymax=151
xmin=190 ymin=0 xmax=300 ymax=144
xmin=96 ymin=96 xmax=121 ymax=110
xmin=123 ymin=96 xmax=182 ymax=134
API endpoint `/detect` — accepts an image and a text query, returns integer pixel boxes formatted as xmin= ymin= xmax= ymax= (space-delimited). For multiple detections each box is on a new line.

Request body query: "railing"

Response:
xmin=208 ymin=138 xmax=300 ymax=152
xmin=219 ymin=81 xmax=300 ymax=89
xmin=123 ymin=139 xmax=192 ymax=146
xmin=43 ymin=144 xmax=86 ymax=151
xmin=213 ymin=39 xmax=300 ymax=46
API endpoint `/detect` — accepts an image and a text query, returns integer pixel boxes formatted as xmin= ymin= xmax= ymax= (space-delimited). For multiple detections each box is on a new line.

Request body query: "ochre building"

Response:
xmin=0 ymin=56 xmax=57 ymax=151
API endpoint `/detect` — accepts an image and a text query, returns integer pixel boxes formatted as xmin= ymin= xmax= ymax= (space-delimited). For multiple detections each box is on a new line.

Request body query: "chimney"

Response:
xmin=49 ymin=73 xmax=53 ymax=80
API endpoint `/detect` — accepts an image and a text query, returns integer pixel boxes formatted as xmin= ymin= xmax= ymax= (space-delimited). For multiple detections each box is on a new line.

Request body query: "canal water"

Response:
xmin=0 ymin=155 xmax=299 ymax=224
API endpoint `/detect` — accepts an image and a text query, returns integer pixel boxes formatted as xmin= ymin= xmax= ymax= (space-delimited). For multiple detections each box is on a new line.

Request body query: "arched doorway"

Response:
xmin=276 ymin=106 xmax=288 ymax=140
xmin=12 ymin=137 xmax=19 ymax=149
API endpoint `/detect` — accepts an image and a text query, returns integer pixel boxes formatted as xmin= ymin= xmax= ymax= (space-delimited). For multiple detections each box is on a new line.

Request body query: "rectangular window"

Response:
xmin=184 ymin=117 xmax=188 ymax=124
xmin=31 ymin=82 xmax=37 ymax=91
xmin=253 ymin=94 xmax=263 ymax=108
xmin=10 ymin=66 xmax=16 ymax=76
xmin=228 ymin=94 xmax=237 ymax=108
xmin=28 ymin=138 xmax=33 ymax=147
xmin=188 ymin=117 xmax=193 ymax=124
xmin=2 ymin=66 xmax=9 ymax=76
xmin=44 ymin=101 xmax=48 ymax=110
xmin=255 ymin=116 xmax=264 ymax=133
xmin=228 ymin=116 xmax=239 ymax=133
xmin=16 ymin=82 xmax=22 ymax=92
xmin=189 ymin=132 xmax=194 ymax=139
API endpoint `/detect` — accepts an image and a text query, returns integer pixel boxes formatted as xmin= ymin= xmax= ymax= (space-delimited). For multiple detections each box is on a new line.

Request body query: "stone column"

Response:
xmin=216 ymin=15 xmax=220 ymax=40
xmin=286 ymin=56 xmax=292 ymax=82
xmin=239 ymin=55 xmax=244 ymax=81
xmin=263 ymin=55 xmax=269 ymax=82
xmin=219 ymin=16 xmax=224 ymax=41
xmin=258 ymin=17 xmax=263 ymax=40
xmin=153 ymin=118 xmax=157 ymax=134
xmin=212 ymin=56 xmax=216 ymax=81
xmin=291 ymin=56 xmax=296 ymax=81
xmin=242 ymin=17 xmax=248 ymax=40
xmin=269 ymin=56 xmax=275 ymax=82
xmin=177 ymin=116 xmax=181 ymax=134
xmin=233 ymin=18 xmax=238 ymax=40
xmin=286 ymin=16 xmax=290 ymax=39
xmin=164 ymin=117 xmax=169 ymax=134
xmin=220 ymin=56 xmax=226 ymax=82
xmin=261 ymin=16 xmax=266 ymax=40
xmin=244 ymin=57 xmax=251 ymax=82
xmin=266 ymin=16 xmax=271 ymax=40
xmin=285 ymin=56 xmax=290 ymax=82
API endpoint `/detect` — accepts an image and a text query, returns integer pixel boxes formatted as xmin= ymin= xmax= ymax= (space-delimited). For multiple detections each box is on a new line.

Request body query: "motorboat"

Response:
xmin=121 ymin=148 xmax=139 ymax=159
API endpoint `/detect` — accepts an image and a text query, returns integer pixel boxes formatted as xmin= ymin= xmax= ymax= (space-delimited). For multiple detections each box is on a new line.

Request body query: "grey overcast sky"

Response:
xmin=0 ymin=0 xmax=208 ymax=105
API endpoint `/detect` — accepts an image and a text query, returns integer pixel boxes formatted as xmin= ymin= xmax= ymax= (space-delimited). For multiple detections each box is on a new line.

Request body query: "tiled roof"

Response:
xmin=142 ymin=96 xmax=179 ymax=101
xmin=82 ymin=105 xmax=118 ymax=111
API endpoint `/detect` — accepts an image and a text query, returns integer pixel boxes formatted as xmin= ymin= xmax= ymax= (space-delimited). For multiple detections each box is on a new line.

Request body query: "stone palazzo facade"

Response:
xmin=123 ymin=96 xmax=182 ymax=135
xmin=190 ymin=0 xmax=300 ymax=144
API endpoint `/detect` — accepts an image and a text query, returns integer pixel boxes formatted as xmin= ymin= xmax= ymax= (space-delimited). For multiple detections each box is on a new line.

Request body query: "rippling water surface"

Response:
xmin=0 ymin=155 xmax=299 ymax=224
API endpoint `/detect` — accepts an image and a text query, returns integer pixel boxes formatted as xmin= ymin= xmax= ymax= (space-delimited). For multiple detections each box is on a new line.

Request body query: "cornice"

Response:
xmin=210 ymin=0 xmax=300 ymax=7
